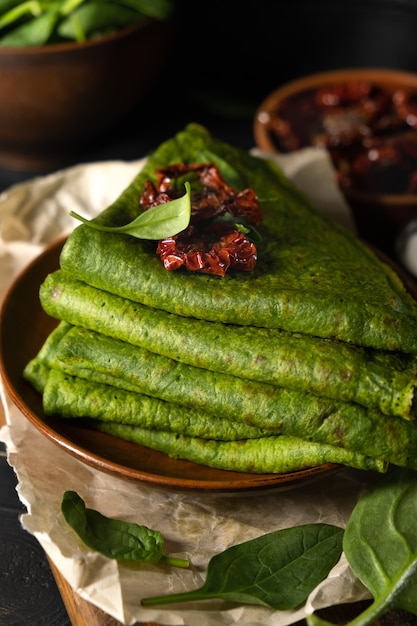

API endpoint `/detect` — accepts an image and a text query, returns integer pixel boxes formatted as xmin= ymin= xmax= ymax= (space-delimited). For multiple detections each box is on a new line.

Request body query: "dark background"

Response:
xmin=3 ymin=0 xmax=417 ymax=191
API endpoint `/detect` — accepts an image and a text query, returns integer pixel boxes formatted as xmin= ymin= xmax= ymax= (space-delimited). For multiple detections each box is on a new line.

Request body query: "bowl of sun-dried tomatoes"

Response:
xmin=254 ymin=68 xmax=417 ymax=253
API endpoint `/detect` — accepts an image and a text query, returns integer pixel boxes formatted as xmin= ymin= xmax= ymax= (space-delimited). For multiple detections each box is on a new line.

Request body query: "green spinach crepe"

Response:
xmin=59 ymin=123 xmax=417 ymax=352
xmin=93 ymin=424 xmax=386 ymax=474
xmin=23 ymin=325 xmax=417 ymax=470
xmin=36 ymin=369 xmax=386 ymax=473
xmin=43 ymin=369 xmax=268 ymax=442
xmin=40 ymin=270 xmax=417 ymax=419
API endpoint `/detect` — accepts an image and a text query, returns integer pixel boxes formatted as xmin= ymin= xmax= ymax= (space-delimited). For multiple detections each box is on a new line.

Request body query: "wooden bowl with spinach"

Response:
xmin=0 ymin=0 xmax=176 ymax=170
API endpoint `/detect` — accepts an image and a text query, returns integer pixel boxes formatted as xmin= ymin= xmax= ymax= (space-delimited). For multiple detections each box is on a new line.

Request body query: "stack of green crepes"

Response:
xmin=23 ymin=124 xmax=417 ymax=475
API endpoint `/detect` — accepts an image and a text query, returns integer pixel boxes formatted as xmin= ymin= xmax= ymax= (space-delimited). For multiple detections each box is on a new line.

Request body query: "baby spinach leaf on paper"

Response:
xmin=70 ymin=181 xmax=191 ymax=240
xmin=61 ymin=491 xmax=189 ymax=568
xmin=142 ymin=523 xmax=343 ymax=609
xmin=307 ymin=467 xmax=417 ymax=626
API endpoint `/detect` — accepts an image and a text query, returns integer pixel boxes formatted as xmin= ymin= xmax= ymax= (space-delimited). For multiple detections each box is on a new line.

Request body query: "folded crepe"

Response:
xmin=59 ymin=123 xmax=417 ymax=353
xmin=95 ymin=423 xmax=385 ymax=474
xmin=43 ymin=369 xmax=268 ymax=442
xmin=40 ymin=270 xmax=417 ymax=419
xmin=23 ymin=324 xmax=417 ymax=470
xmin=37 ymin=369 xmax=386 ymax=473
xmin=23 ymin=327 xmax=387 ymax=473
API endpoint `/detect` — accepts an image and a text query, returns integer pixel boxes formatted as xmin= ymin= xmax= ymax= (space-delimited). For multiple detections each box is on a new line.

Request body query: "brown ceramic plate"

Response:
xmin=4 ymin=235 xmax=396 ymax=495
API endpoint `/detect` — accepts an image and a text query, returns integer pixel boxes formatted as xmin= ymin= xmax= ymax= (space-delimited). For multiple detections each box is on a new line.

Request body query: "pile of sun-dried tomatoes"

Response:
xmin=140 ymin=163 xmax=263 ymax=276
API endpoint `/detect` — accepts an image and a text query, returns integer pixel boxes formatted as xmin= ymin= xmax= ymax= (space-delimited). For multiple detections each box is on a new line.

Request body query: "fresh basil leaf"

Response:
xmin=70 ymin=181 xmax=191 ymax=240
xmin=307 ymin=468 xmax=417 ymax=626
xmin=142 ymin=524 xmax=343 ymax=609
xmin=61 ymin=491 xmax=189 ymax=567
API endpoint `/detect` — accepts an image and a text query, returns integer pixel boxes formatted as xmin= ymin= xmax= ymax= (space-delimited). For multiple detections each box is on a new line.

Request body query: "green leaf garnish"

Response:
xmin=70 ymin=181 xmax=191 ymax=240
xmin=142 ymin=524 xmax=343 ymax=609
xmin=61 ymin=490 xmax=190 ymax=568
xmin=198 ymin=149 xmax=246 ymax=189
xmin=307 ymin=467 xmax=417 ymax=626
xmin=213 ymin=212 xmax=262 ymax=243
xmin=0 ymin=0 xmax=174 ymax=45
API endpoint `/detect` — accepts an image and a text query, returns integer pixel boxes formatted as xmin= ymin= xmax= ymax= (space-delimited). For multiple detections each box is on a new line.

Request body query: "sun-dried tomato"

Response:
xmin=140 ymin=163 xmax=263 ymax=276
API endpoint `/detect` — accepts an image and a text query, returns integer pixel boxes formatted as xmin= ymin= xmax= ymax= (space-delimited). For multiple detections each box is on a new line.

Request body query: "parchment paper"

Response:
xmin=0 ymin=148 xmax=373 ymax=626
xmin=397 ymin=218 xmax=417 ymax=278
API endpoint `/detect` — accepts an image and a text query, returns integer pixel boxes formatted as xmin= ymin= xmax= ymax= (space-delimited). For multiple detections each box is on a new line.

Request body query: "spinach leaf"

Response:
xmin=0 ymin=1 xmax=24 ymax=12
xmin=70 ymin=181 xmax=191 ymax=240
xmin=197 ymin=148 xmax=247 ymax=190
xmin=57 ymin=1 xmax=142 ymax=39
xmin=0 ymin=3 xmax=59 ymax=44
xmin=0 ymin=0 xmax=40 ymax=30
xmin=113 ymin=0 xmax=174 ymax=21
xmin=307 ymin=467 xmax=417 ymax=626
xmin=61 ymin=491 xmax=189 ymax=568
xmin=142 ymin=524 xmax=344 ymax=609
xmin=0 ymin=0 xmax=174 ymax=45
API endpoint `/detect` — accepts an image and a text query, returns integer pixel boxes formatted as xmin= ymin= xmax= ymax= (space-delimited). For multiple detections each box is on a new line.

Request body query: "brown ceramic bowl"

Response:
xmin=254 ymin=68 xmax=417 ymax=252
xmin=0 ymin=17 xmax=175 ymax=171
